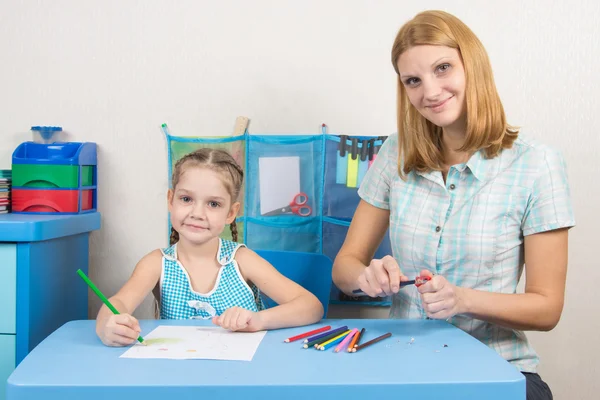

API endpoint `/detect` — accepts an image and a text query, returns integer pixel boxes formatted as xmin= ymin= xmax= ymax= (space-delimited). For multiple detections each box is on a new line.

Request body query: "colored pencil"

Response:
xmin=352 ymin=332 xmax=392 ymax=352
xmin=347 ymin=327 xmax=362 ymax=352
xmin=284 ymin=325 xmax=331 ymax=343
xmin=353 ymin=327 xmax=366 ymax=347
xmin=352 ymin=328 xmax=365 ymax=347
xmin=352 ymin=280 xmax=416 ymax=295
xmin=303 ymin=328 xmax=348 ymax=349
xmin=304 ymin=325 xmax=347 ymax=343
xmin=334 ymin=328 xmax=358 ymax=353
xmin=317 ymin=330 xmax=350 ymax=349
xmin=76 ymin=269 xmax=145 ymax=345
xmin=320 ymin=332 xmax=350 ymax=351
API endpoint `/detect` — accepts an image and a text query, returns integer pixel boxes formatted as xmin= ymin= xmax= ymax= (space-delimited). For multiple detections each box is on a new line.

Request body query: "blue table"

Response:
xmin=7 ymin=319 xmax=525 ymax=399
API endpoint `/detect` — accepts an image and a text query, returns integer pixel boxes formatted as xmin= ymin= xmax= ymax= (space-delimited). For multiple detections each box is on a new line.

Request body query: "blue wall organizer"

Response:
xmin=163 ymin=125 xmax=392 ymax=307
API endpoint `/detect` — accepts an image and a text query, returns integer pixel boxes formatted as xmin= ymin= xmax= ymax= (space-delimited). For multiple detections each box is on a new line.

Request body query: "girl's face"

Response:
xmin=168 ymin=167 xmax=239 ymax=245
xmin=397 ymin=45 xmax=467 ymax=134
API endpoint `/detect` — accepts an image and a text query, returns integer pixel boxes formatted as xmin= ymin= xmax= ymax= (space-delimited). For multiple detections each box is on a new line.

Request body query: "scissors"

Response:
xmin=263 ymin=192 xmax=312 ymax=216
xmin=352 ymin=275 xmax=431 ymax=296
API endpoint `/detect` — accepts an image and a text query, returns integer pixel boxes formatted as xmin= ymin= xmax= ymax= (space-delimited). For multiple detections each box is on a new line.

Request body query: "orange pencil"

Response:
xmin=353 ymin=327 xmax=366 ymax=348
xmin=347 ymin=328 xmax=362 ymax=352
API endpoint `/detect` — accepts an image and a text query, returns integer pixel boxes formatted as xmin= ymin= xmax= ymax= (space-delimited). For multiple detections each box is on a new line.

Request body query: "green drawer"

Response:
xmin=12 ymin=164 xmax=94 ymax=188
xmin=0 ymin=334 xmax=15 ymax=400
xmin=0 ymin=244 xmax=16 ymax=334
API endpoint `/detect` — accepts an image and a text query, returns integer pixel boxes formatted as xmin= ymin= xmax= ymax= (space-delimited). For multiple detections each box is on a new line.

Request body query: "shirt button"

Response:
xmin=449 ymin=184 xmax=456 ymax=190
xmin=435 ymin=226 xmax=441 ymax=232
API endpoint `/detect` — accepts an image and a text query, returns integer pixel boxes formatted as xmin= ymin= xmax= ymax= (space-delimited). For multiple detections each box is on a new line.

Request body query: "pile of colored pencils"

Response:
xmin=284 ymin=325 xmax=392 ymax=353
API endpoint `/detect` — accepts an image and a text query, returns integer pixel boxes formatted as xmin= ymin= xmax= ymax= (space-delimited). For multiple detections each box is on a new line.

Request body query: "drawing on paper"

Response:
xmin=119 ymin=325 xmax=267 ymax=361
xmin=143 ymin=338 xmax=183 ymax=346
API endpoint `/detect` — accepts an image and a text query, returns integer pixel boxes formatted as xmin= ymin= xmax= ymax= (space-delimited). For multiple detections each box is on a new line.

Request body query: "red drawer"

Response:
xmin=12 ymin=188 xmax=94 ymax=213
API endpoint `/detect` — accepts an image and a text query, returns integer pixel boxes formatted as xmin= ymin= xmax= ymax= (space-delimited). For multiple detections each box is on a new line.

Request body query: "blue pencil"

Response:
xmin=320 ymin=333 xmax=349 ymax=351
xmin=303 ymin=325 xmax=348 ymax=343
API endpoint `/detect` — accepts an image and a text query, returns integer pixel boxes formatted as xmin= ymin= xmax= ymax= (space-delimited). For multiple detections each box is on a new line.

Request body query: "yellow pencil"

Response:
xmin=316 ymin=330 xmax=350 ymax=349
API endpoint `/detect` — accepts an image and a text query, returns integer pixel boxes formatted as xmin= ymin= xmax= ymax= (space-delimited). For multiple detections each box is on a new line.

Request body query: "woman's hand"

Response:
xmin=356 ymin=255 xmax=410 ymax=297
xmin=417 ymin=270 xmax=465 ymax=319
xmin=212 ymin=307 xmax=264 ymax=332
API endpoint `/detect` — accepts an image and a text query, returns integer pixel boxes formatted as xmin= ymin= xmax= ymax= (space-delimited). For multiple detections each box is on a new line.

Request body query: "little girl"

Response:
xmin=96 ymin=148 xmax=324 ymax=346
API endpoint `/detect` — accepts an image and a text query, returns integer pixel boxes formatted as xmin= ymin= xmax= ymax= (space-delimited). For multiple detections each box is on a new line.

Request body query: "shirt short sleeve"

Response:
xmin=522 ymin=147 xmax=576 ymax=236
xmin=357 ymin=133 xmax=399 ymax=210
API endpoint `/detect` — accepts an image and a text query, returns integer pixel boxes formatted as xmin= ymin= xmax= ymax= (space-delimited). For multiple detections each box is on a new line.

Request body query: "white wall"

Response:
xmin=1 ymin=1 xmax=598 ymax=398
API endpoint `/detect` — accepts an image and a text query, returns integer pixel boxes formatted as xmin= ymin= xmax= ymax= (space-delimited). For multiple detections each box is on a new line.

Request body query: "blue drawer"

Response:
xmin=0 ymin=244 xmax=16 ymax=334
xmin=0 ymin=334 xmax=15 ymax=400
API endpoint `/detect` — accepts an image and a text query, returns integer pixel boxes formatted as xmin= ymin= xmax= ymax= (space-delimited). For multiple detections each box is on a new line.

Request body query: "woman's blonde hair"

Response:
xmin=391 ymin=10 xmax=518 ymax=178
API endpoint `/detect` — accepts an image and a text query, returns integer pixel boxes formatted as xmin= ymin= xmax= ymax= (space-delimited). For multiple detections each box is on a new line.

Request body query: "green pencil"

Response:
xmin=76 ymin=269 xmax=146 ymax=345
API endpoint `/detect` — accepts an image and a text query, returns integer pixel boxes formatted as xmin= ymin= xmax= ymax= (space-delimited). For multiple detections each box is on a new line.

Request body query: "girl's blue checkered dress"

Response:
xmin=158 ymin=238 xmax=264 ymax=319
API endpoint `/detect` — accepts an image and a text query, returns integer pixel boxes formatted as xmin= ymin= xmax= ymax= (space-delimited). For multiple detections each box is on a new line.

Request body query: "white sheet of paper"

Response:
xmin=259 ymin=156 xmax=300 ymax=215
xmin=119 ymin=326 xmax=267 ymax=361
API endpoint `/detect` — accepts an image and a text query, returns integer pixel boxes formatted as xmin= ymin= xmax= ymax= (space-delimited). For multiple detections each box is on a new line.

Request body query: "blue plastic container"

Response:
xmin=12 ymin=142 xmax=97 ymax=166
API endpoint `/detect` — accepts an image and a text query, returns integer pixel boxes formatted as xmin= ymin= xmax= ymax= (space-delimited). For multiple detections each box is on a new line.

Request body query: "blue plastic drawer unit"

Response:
xmin=0 ymin=212 xmax=100 ymax=400
xmin=11 ymin=141 xmax=98 ymax=214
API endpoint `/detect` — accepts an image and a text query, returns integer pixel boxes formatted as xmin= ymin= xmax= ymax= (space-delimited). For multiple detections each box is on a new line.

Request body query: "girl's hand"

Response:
xmin=356 ymin=255 xmax=410 ymax=297
xmin=97 ymin=314 xmax=141 ymax=347
xmin=417 ymin=269 xmax=465 ymax=319
xmin=212 ymin=307 xmax=263 ymax=332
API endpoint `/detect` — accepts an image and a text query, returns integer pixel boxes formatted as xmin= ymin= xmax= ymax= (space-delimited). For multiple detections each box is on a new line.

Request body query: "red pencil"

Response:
xmin=284 ymin=325 xmax=331 ymax=343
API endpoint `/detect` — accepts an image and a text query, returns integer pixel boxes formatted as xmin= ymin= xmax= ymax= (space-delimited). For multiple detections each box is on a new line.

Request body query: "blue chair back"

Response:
xmin=255 ymin=249 xmax=333 ymax=316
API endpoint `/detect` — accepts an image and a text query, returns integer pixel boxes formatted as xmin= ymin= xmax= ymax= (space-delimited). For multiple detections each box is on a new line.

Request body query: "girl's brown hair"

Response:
xmin=391 ymin=10 xmax=518 ymax=178
xmin=169 ymin=148 xmax=243 ymax=245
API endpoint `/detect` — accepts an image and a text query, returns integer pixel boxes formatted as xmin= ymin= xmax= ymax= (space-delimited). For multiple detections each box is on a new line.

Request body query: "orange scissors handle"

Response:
xmin=289 ymin=192 xmax=311 ymax=216
xmin=290 ymin=203 xmax=312 ymax=216
xmin=292 ymin=192 xmax=309 ymax=206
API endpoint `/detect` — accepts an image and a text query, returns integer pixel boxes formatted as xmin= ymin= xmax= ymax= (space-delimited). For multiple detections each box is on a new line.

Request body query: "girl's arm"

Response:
xmin=236 ymin=248 xmax=324 ymax=330
xmin=421 ymin=228 xmax=569 ymax=331
xmin=96 ymin=250 xmax=162 ymax=332
xmin=332 ymin=200 xmax=392 ymax=294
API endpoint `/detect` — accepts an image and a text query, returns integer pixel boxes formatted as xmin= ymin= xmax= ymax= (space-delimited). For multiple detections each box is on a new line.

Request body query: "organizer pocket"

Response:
xmin=323 ymin=138 xmax=360 ymax=219
xmin=323 ymin=136 xmax=386 ymax=219
xmin=246 ymin=135 xmax=322 ymax=219
xmin=323 ymin=217 xmax=393 ymax=305
xmin=167 ymin=135 xmax=247 ymax=216
xmin=322 ymin=217 xmax=393 ymax=261
xmin=244 ymin=217 xmax=320 ymax=253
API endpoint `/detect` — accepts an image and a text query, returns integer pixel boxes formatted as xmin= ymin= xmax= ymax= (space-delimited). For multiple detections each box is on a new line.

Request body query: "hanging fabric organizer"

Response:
xmin=163 ymin=125 xmax=392 ymax=306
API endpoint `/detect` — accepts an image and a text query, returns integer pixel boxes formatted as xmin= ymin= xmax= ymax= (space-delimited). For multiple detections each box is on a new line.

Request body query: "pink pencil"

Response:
xmin=334 ymin=328 xmax=358 ymax=353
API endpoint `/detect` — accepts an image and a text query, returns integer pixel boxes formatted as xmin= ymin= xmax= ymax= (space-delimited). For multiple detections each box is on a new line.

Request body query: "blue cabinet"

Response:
xmin=0 ymin=213 xmax=100 ymax=400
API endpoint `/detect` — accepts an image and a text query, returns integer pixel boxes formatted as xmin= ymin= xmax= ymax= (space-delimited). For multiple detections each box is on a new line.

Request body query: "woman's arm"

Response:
xmin=332 ymin=200 xmax=394 ymax=295
xmin=235 ymin=248 xmax=324 ymax=330
xmin=462 ymin=228 xmax=567 ymax=330
xmin=421 ymin=228 xmax=568 ymax=331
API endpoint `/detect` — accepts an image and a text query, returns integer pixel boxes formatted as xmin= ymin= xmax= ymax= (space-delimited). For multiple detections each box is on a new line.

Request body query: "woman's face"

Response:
xmin=397 ymin=45 xmax=467 ymax=133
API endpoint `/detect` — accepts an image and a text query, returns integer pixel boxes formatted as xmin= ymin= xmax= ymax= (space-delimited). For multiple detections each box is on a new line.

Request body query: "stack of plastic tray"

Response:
xmin=11 ymin=142 xmax=97 ymax=214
